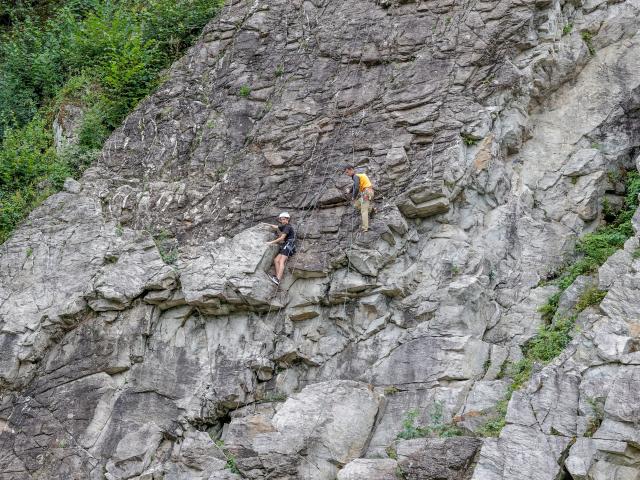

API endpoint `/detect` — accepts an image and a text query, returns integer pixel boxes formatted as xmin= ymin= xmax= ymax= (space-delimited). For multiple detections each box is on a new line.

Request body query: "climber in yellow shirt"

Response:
xmin=344 ymin=165 xmax=375 ymax=232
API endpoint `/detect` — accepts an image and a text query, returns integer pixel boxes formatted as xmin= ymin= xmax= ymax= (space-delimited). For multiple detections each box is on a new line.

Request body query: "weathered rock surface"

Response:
xmin=397 ymin=437 xmax=482 ymax=479
xmin=2 ymin=0 xmax=640 ymax=479
xmin=225 ymin=380 xmax=379 ymax=480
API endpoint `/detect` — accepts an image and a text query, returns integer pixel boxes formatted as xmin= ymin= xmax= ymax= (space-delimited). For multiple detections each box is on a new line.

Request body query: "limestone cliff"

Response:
xmin=1 ymin=0 xmax=640 ymax=479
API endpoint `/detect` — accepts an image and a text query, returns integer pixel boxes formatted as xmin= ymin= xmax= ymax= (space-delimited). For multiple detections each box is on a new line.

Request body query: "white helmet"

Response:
xmin=278 ymin=212 xmax=290 ymax=219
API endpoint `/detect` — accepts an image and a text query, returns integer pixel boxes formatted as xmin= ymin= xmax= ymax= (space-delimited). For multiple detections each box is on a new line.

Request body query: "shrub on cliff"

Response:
xmin=0 ymin=0 xmax=224 ymax=242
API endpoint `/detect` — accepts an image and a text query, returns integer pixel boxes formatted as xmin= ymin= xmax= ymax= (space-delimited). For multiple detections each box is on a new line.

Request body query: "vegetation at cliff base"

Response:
xmin=0 ymin=0 xmax=224 ymax=243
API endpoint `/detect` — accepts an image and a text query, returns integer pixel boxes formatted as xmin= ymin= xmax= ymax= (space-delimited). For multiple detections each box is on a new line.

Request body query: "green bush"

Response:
xmin=538 ymin=171 xmax=640 ymax=320
xmin=477 ymin=399 xmax=507 ymax=437
xmin=397 ymin=402 xmax=462 ymax=440
xmin=0 ymin=114 xmax=72 ymax=242
xmin=574 ymin=286 xmax=607 ymax=312
xmin=478 ymin=317 xmax=575 ymax=437
xmin=486 ymin=172 xmax=640 ymax=438
xmin=0 ymin=0 xmax=224 ymax=243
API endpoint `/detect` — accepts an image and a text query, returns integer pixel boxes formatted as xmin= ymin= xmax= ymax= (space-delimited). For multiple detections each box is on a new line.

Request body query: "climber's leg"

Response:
xmin=275 ymin=254 xmax=287 ymax=281
xmin=360 ymin=197 xmax=370 ymax=231
xmin=354 ymin=198 xmax=364 ymax=230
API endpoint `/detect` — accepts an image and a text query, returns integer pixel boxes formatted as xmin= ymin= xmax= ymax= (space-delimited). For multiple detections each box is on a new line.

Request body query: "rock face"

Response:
xmin=1 ymin=0 xmax=640 ymax=479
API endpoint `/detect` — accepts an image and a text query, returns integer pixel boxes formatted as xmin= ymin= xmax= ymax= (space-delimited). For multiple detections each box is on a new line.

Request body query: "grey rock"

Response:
xmin=471 ymin=425 xmax=571 ymax=480
xmin=2 ymin=0 xmax=640 ymax=479
xmin=337 ymin=458 xmax=398 ymax=480
xmin=396 ymin=437 xmax=482 ymax=480
xmin=562 ymin=148 xmax=604 ymax=177
xmin=396 ymin=180 xmax=450 ymax=219
xmin=224 ymin=380 xmax=380 ymax=480
xmin=53 ymin=103 xmax=85 ymax=152
xmin=63 ymin=177 xmax=82 ymax=194
xmin=179 ymin=225 xmax=281 ymax=314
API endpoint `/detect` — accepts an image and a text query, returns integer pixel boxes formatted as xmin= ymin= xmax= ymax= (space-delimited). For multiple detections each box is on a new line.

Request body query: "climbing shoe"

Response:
xmin=269 ymin=275 xmax=280 ymax=286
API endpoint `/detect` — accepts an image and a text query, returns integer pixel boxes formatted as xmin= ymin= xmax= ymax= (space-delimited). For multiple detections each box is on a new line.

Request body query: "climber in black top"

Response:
xmin=264 ymin=212 xmax=296 ymax=286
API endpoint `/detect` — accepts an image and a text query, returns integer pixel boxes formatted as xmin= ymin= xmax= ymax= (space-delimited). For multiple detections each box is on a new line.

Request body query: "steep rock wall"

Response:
xmin=1 ymin=0 xmax=640 ymax=479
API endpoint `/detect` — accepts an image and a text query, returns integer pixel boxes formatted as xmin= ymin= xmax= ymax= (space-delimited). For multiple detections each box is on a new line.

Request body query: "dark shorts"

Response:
xmin=279 ymin=241 xmax=296 ymax=257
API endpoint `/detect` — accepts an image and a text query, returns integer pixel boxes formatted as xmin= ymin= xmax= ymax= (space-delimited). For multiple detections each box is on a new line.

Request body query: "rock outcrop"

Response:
xmin=1 ymin=0 xmax=640 ymax=479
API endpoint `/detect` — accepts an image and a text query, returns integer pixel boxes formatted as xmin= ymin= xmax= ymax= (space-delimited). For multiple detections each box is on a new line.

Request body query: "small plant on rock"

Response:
xmin=215 ymin=440 xmax=241 ymax=474
xmin=581 ymin=31 xmax=595 ymax=55
xmin=584 ymin=397 xmax=604 ymax=437
xmin=257 ymin=392 xmax=287 ymax=404
xmin=460 ymin=132 xmax=479 ymax=146
xmin=153 ymin=229 xmax=179 ymax=264
xmin=385 ymin=445 xmax=398 ymax=460
xmin=396 ymin=402 xmax=462 ymax=440
xmin=477 ymin=399 xmax=508 ymax=437
xmin=384 ymin=386 xmax=400 ymax=396
xmin=574 ymin=286 xmax=607 ymax=312
xmin=397 ymin=409 xmax=424 ymax=440
xmin=238 ymin=85 xmax=251 ymax=97
xmin=395 ymin=465 xmax=407 ymax=479
xmin=562 ymin=23 xmax=573 ymax=36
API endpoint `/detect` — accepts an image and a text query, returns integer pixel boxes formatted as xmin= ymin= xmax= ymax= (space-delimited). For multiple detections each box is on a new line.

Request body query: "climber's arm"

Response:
xmin=267 ymin=233 xmax=286 ymax=245
xmin=352 ymin=175 xmax=360 ymax=200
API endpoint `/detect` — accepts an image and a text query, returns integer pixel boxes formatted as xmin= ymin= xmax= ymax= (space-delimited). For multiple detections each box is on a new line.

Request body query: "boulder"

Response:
xmin=224 ymin=380 xmax=380 ymax=480
xmin=396 ymin=437 xmax=482 ymax=479
xmin=396 ymin=180 xmax=450 ymax=219
xmin=337 ymin=458 xmax=398 ymax=480
xmin=179 ymin=225 xmax=282 ymax=314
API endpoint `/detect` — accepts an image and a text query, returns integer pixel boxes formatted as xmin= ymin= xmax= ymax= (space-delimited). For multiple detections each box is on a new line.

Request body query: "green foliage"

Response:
xmin=0 ymin=0 xmax=224 ymax=243
xmin=225 ymin=454 xmax=240 ymax=474
xmin=479 ymin=318 xmax=576 ymax=437
xmin=396 ymin=402 xmax=463 ymax=440
xmin=153 ymin=228 xmax=179 ymax=264
xmin=385 ymin=445 xmax=398 ymax=460
xmin=238 ymin=85 xmax=251 ymax=97
xmin=537 ymin=171 xmax=640 ymax=321
xmin=510 ymin=316 xmax=575 ymax=392
xmin=539 ymin=292 xmax=560 ymax=323
xmin=562 ymin=23 xmax=573 ymax=36
xmin=574 ymin=286 xmax=607 ymax=313
xmin=395 ymin=466 xmax=407 ymax=480
xmin=460 ymin=132 xmax=479 ymax=146
xmin=256 ymin=392 xmax=287 ymax=403
xmin=397 ymin=409 xmax=423 ymax=440
xmin=584 ymin=397 xmax=604 ymax=437
xmin=581 ymin=31 xmax=595 ymax=55
xmin=477 ymin=399 xmax=508 ymax=437
xmin=384 ymin=386 xmax=400 ymax=396
xmin=525 ymin=316 xmax=575 ymax=363
xmin=214 ymin=439 xmax=241 ymax=474
xmin=0 ymin=114 xmax=72 ymax=242
xmin=489 ymin=173 xmax=640 ymax=438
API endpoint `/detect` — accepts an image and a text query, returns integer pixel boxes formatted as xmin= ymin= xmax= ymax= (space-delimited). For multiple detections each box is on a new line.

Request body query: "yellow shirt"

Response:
xmin=356 ymin=173 xmax=372 ymax=191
